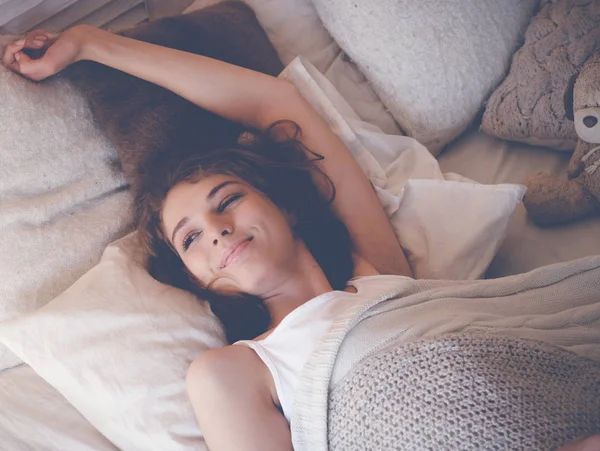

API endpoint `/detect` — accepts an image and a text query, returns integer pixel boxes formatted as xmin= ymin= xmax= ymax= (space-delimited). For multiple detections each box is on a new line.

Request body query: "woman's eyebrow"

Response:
xmin=207 ymin=180 xmax=241 ymax=200
xmin=171 ymin=217 xmax=190 ymax=245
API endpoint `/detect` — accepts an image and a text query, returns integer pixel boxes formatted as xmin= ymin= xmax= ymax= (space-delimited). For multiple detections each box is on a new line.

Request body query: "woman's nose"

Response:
xmin=213 ymin=227 xmax=231 ymax=245
xmin=206 ymin=216 xmax=233 ymax=246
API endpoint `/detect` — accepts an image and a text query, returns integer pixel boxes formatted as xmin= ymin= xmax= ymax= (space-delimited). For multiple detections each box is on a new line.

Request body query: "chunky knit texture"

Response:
xmin=482 ymin=0 xmax=600 ymax=150
xmin=329 ymin=333 xmax=600 ymax=451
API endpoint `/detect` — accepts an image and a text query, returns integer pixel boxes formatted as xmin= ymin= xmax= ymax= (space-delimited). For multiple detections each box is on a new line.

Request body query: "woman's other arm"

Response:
xmin=186 ymin=346 xmax=293 ymax=451
xmin=3 ymin=26 xmax=411 ymax=276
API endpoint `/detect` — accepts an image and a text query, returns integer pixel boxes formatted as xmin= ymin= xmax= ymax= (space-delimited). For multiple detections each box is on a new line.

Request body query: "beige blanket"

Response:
xmin=292 ymin=256 xmax=600 ymax=450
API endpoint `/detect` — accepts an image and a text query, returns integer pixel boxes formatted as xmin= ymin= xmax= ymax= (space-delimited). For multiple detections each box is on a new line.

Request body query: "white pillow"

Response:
xmin=392 ymin=179 xmax=526 ymax=280
xmin=0 ymin=37 xmax=133 ymax=371
xmin=308 ymin=0 xmax=539 ymax=155
xmin=0 ymin=233 xmax=226 ymax=451
xmin=282 ymin=57 xmax=526 ymax=279
xmin=0 ymin=364 xmax=118 ymax=451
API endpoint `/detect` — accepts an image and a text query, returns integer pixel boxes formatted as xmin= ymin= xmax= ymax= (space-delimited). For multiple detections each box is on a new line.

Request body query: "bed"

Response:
xmin=0 ymin=0 xmax=599 ymax=449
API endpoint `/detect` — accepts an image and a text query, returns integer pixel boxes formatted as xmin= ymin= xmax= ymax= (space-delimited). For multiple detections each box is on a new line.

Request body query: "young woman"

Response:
xmin=4 ymin=26 xmax=597 ymax=451
xmin=3 ymin=24 xmax=412 ymax=450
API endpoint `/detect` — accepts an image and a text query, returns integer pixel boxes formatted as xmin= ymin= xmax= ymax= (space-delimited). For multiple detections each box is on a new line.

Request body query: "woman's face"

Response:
xmin=161 ymin=173 xmax=300 ymax=296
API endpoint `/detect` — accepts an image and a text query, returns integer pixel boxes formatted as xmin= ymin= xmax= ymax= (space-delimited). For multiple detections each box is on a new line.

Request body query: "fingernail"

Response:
xmin=14 ymin=52 xmax=20 ymax=61
xmin=35 ymin=35 xmax=48 ymax=41
xmin=33 ymin=39 xmax=44 ymax=46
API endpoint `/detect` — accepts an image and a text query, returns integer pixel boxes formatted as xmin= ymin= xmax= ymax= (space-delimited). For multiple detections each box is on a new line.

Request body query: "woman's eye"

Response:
xmin=182 ymin=231 xmax=201 ymax=251
xmin=217 ymin=193 xmax=242 ymax=213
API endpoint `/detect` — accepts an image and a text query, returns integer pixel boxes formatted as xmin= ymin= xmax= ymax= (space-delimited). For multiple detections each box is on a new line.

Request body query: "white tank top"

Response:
xmin=234 ymin=274 xmax=407 ymax=423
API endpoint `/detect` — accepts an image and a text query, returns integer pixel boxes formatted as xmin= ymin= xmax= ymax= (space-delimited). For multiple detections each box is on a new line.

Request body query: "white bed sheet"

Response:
xmin=0 ymin=364 xmax=117 ymax=451
xmin=438 ymin=128 xmax=600 ymax=279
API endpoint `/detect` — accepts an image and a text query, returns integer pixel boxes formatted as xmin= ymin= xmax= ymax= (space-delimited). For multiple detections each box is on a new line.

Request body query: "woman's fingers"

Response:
xmin=22 ymin=29 xmax=57 ymax=52
xmin=2 ymin=29 xmax=61 ymax=80
xmin=2 ymin=38 xmax=42 ymax=70
xmin=26 ymin=29 xmax=58 ymax=40
xmin=26 ymin=30 xmax=58 ymax=49
xmin=2 ymin=29 xmax=56 ymax=66
xmin=2 ymin=39 xmax=26 ymax=69
xmin=24 ymin=29 xmax=57 ymax=45
xmin=12 ymin=49 xmax=57 ymax=81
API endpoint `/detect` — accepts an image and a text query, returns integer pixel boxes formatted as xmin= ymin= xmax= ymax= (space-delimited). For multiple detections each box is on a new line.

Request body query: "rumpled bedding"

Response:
xmin=281 ymin=57 xmax=525 ymax=280
xmin=291 ymin=256 xmax=600 ymax=450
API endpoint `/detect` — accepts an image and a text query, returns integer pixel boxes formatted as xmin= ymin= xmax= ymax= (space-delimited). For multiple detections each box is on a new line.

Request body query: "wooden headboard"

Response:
xmin=0 ymin=0 xmax=193 ymax=35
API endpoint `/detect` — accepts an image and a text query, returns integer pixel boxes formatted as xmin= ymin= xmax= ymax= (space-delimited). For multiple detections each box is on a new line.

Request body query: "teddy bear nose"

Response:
xmin=583 ymin=116 xmax=598 ymax=128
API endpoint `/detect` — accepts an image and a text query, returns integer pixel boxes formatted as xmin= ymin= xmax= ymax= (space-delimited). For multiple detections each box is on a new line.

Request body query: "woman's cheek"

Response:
xmin=185 ymin=254 xmax=211 ymax=286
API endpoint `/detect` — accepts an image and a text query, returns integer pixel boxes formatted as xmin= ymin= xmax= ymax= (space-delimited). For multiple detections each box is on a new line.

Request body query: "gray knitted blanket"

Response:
xmin=329 ymin=334 xmax=600 ymax=451
xmin=291 ymin=257 xmax=600 ymax=451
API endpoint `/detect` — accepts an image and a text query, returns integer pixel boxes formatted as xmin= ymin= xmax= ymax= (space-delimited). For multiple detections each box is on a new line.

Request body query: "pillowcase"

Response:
xmin=481 ymin=0 xmax=600 ymax=150
xmin=0 ymin=36 xmax=133 ymax=371
xmin=0 ymin=233 xmax=226 ymax=451
xmin=0 ymin=364 xmax=118 ymax=451
xmin=308 ymin=0 xmax=539 ymax=155
xmin=392 ymin=179 xmax=526 ymax=280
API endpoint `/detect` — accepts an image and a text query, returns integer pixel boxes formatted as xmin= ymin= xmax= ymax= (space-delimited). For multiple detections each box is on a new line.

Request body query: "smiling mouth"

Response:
xmin=219 ymin=236 xmax=253 ymax=269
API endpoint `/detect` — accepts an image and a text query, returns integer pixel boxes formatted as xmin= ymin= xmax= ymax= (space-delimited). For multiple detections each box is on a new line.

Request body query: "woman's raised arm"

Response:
xmin=3 ymin=25 xmax=411 ymax=276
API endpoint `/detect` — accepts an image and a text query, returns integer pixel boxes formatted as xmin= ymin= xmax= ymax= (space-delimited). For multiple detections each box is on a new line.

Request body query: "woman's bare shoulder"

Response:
xmin=186 ymin=346 xmax=292 ymax=450
xmin=188 ymin=345 xmax=265 ymax=383
xmin=186 ymin=345 xmax=277 ymax=406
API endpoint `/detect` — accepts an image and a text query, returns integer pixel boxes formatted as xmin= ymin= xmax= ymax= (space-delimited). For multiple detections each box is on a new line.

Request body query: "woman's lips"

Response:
xmin=220 ymin=237 xmax=253 ymax=269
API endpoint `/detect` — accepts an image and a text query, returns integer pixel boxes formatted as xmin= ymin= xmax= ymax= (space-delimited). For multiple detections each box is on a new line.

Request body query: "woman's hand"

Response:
xmin=2 ymin=26 xmax=91 ymax=81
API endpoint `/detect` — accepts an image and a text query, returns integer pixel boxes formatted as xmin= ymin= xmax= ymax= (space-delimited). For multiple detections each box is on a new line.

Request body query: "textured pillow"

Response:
xmin=0 ymin=233 xmax=226 ymax=451
xmin=308 ymin=0 xmax=539 ymax=155
xmin=481 ymin=0 xmax=600 ymax=150
xmin=0 ymin=37 xmax=133 ymax=371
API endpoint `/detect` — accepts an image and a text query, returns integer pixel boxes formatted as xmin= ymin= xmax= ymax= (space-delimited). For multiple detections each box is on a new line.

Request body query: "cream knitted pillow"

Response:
xmin=481 ymin=0 xmax=600 ymax=150
xmin=308 ymin=0 xmax=539 ymax=155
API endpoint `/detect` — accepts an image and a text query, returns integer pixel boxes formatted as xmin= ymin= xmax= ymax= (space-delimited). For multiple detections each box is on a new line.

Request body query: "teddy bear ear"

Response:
xmin=563 ymin=73 xmax=578 ymax=121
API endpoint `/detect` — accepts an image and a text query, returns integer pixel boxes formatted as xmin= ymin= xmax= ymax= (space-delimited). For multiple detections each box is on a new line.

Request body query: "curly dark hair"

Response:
xmin=136 ymin=121 xmax=355 ymax=343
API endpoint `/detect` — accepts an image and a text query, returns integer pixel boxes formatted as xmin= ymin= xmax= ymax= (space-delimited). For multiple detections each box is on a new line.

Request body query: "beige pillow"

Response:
xmin=308 ymin=0 xmax=538 ymax=155
xmin=0 ymin=37 xmax=133 ymax=371
xmin=481 ymin=0 xmax=600 ymax=150
xmin=0 ymin=233 xmax=226 ymax=451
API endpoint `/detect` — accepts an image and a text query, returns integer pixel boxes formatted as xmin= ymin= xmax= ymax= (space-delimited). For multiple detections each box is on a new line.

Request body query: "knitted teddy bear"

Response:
xmin=523 ymin=52 xmax=600 ymax=226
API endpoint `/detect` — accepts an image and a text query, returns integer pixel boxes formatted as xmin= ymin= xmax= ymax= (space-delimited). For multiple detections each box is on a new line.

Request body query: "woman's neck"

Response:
xmin=260 ymin=243 xmax=333 ymax=328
